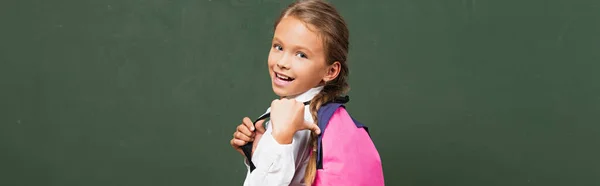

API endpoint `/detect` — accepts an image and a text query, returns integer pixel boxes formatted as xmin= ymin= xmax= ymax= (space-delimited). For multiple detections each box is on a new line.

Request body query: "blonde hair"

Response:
xmin=273 ymin=0 xmax=350 ymax=184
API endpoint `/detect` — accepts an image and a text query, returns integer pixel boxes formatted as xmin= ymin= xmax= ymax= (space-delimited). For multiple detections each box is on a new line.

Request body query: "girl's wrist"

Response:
xmin=272 ymin=129 xmax=294 ymax=144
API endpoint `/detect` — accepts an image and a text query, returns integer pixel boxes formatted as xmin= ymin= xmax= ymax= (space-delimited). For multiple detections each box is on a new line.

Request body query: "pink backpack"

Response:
xmin=312 ymin=99 xmax=385 ymax=186
xmin=241 ymin=97 xmax=385 ymax=185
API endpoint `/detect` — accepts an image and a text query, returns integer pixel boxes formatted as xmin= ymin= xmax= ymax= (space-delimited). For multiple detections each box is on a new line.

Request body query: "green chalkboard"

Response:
xmin=1 ymin=0 xmax=599 ymax=185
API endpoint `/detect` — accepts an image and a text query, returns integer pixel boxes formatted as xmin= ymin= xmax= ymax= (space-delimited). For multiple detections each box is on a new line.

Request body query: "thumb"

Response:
xmin=255 ymin=119 xmax=267 ymax=134
xmin=304 ymin=121 xmax=321 ymax=135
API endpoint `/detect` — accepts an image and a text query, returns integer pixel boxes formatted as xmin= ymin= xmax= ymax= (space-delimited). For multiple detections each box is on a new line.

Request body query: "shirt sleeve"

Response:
xmin=243 ymin=132 xmax=296 ymax=186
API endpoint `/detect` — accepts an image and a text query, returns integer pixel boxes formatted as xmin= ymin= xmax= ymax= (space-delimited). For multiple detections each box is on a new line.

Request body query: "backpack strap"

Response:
xmin=315 ymin=103 xmax=344 ymax=169
xmin=242 ymin=96 xmax=350 ymax=172
xmin=315 ymin=99 xmax=369 ymax=169
xmin=240 ymin=112 xmax=272 ymax=172
xmin=241 ymin=101 xmax=310 ymax=172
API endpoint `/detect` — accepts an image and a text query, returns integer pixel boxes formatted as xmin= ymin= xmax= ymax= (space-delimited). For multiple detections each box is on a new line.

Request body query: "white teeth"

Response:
xmin=276 ymin=73 xmax=292 ymax=80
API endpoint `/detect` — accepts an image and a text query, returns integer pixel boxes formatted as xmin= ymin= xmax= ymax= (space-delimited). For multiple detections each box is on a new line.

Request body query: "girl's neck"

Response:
xmin=281 ymin=86 xmax=324 ymax=103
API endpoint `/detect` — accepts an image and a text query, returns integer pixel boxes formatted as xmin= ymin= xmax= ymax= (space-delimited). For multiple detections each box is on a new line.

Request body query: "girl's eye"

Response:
xmin=273 ymin=44 xmax=283 ymax=51
xmin=296 ymin=52 xmax=308 ymax=59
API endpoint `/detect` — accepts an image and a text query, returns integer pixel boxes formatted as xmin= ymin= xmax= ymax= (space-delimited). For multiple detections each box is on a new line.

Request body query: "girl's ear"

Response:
xmin=323 ymin=61 xmax=341 ymax=82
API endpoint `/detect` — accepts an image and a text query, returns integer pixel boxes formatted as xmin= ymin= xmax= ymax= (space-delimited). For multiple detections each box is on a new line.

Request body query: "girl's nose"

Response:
xmin=276 ymin=55 xmax=291 ymax=69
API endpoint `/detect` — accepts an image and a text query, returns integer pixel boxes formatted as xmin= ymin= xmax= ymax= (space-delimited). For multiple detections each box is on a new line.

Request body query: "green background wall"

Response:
xmin=1 ymin=0 xmax=599 ymax=185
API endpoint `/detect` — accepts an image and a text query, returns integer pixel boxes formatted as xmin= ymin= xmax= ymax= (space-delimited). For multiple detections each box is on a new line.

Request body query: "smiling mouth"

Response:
xmin=275 ymin=72 xmax=295 ymax=81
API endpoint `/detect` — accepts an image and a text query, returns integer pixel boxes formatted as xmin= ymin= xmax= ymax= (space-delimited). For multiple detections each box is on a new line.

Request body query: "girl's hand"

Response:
xmin=269 ymin=98 xmax=321 ymax=144
xmin=230 ymin=117 xmax=266 ymax=156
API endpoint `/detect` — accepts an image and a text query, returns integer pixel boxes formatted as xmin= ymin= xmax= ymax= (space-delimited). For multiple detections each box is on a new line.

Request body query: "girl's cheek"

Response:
xmin=267 ymin=51 xmax=280 ymax=65
xmin=267 ymin=53 xmax=274 ymax=65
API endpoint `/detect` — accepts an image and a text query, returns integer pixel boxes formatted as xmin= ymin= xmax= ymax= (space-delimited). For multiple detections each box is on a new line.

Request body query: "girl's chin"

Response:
xmin=271 ymin=86 xmax=299 ymax=98
xmin=272 ymin=87 xmax=290 ymax=97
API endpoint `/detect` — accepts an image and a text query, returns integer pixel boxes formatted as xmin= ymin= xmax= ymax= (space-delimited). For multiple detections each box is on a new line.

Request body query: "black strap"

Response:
xmin=242 ymin=100 xmax=310 ymax=172
xmin=242 ymin=96 xmax=349 ymax=172
xmin=240 ymin=113 xmax=270 ymax=171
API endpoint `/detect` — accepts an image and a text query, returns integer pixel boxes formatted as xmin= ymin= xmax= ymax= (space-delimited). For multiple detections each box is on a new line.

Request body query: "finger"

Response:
xmin=230 ymin=138 xmax=242 ymax=148
xmin=242 ymin=117 xmax=255 ymax=131
xmin=305 ymin=121 xmax=321 ymax=135
xmin=234 ymin=131 xmax=254 ymax=142
xmin=231 ymin=138 xmax=247 ymax=147
xmin=237 ymin=124 xmax=254 ymax=137
xmin=255 ymin=119 xmax=267 ymax=134
xmin=296 ymin=101 xmax=305 ymax=110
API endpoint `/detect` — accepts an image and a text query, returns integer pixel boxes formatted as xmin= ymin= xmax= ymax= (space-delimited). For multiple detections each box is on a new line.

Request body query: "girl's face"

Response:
xmin=268 ymin=16 xmax=338 ymax=98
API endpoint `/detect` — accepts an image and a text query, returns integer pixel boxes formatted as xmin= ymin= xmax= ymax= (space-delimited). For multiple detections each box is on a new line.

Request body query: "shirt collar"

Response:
xmin=263 ymin=86 xmax=324 ymax=114
xmin=285 ymin=86 xmax=324 ymax=103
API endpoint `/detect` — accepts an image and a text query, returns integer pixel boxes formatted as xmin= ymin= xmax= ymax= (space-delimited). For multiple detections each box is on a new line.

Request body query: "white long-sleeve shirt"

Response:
xmin=243 ymin=86 xmax=323 ymax=186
